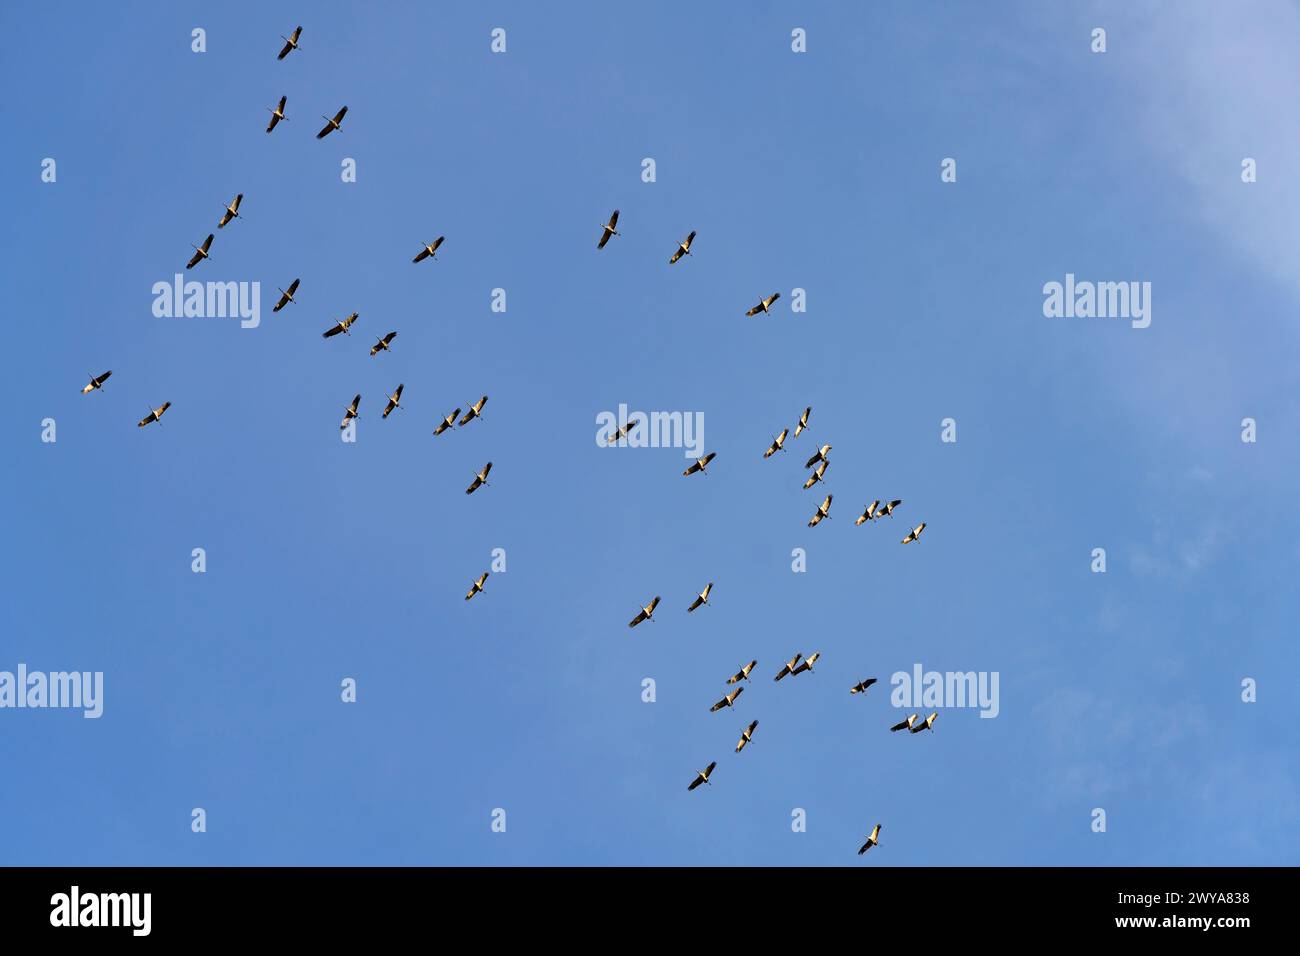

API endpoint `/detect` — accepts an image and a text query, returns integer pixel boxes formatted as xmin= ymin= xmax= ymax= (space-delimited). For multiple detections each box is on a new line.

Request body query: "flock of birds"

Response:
xmin=77 ymin=25 xmax=936 ymax=861
xmin=628 ymin=402 xmax=932 ymax=856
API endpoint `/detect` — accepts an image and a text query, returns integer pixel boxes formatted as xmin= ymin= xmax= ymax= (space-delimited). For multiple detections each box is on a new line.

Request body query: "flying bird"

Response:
xmin=369 ymin=332 xmax=397 ymax=356
xmin=790 ymin=652 xmax=820 ymax=676
xmin=669 ymin=230 xmax=696 ymax=264
xmin=901 ymin=522 xmax=927 ymax=544
xmin=597 ymin=210 xmax=620 ymax=249
xmin=763 ymin=428 xmax=788 ymax=458
xmin=804 ymin=444 xmax=831 ymax=469
xmin=277 ymin=26 xmax=302 ymax=60
xmin=803 ymin=459 xmax=829 ymax=490
xmin=850 ymin=678 xmax=878 ymax=696
xmin=687 ymin=582 xmax=713 ymax=612
xmin=628 ymin=596 xmax=660 ymax=628
xmin=340 ymin=394 xmax=360 ymax=430
xmin=433 ymin=408 xmax=460 ymax=436
xmin=80 ymin=370 xmax=112 ymax=394
xmin=465 ymin=572 xmax=489 ymax=601
xmin=682 ymin=452 xmax=716 ymax=476
xmin=317 ymin=105 xmax=348 ymax=139
xmin=413 ymin=236 xmax=444 ymax=263
xmin=687 ymin=761 xmax=717 ymax=791
xmin=322 ymin=312 xmax=358 ymax=338
xmin=910 ymin=712 xmax=938 ymax=734
xmin=459 ymin=396 xmax=488 ymax=426
xmin=272 ymin=278 xmax=299 ymax=312
xmin=727 ymin=661 xmax=757 ymax=684
xmin=735 ymin=720 xmax=759 ymax=753
xmin=218 ymin=194 xmax=243 ymax=228
xmin=137 ymin=402 xmax=171 ymax=428
xmin=382 ymin=384 xmax=404 ymax=419
xmin=265 ymin=95 xmax=287 ymax=133
xmin=808 ymin=494 xmax=833 ymax=527
xmin=465 ymin=461 xmax=493 ymax=495
xmin=186 ymin=234 xmax=213 ymax=269
xmin=774 ymin=653 xmax=803 ymax=682
xmin=890 ymin=714 xmax=918 ymax=733
xmin=709 ymin=686 xmax=744 ymax=713
xmin=855 ymin=500 xmax=880 ymax=525
xmin=794 ymin=406 xmax=811 ymax=437
xmin=879 ymin=499 xmax=902 ymax=518
xmin=858 ymin=825 xmax=882 ymax=856
xmin=608 ymin=419 xmax=639 ymax=445
xmin=745 ymin=292 xmax=781 ymax=316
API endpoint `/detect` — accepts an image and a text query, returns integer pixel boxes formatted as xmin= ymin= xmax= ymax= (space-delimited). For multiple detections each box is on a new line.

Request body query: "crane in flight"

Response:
xmin=773 ymin=653 xmax=803 ymax=682
xmin=745 ymin=292 xmax=781 ymax=316
xmin=669 ymin=230 xmax=696 ymax=264
xmin=856 ymin=500 xmax=880 ymax=525
xmin=804 ymin=444 xmax=831 ymax=469
xmin=218 ymin=194 xmax=243 ymax=228
xmin=858 ymin=825 xmax=882 ymax=856
xmin=339 ymin=394 xmax=361 ymax=430
xmin=709 ymin=686 xmax=744 ymax=713
xmin=683 ymin=452 xmax=716 ymax=477
xmin=808 ymin=494 xmax=833 ymax=527
xmin=322 ymin=313 xmax=358 ymax=338
xmin=413 ymin=236 xmax=444 ymax=263
xmin=433 ymin=408 xmax=460 ymax=436
xmin=465 ymin=462 xmax=493 ymax=495
xmin=277 ymin=26 xmax=302 ymax=60
xmin=272 ymin=279 xmax=299 ymax=312
xmin=727 ymin=661 xmax=757 ymax=684
xmin=137 ymin=402 xmax=171 ymax=428
xmin=687 ymin=762 xmax=717 ymax=791
xmin=266 ymin=96 xmax=288 ymax=133
xmin=901 ymin=522 xmax=927 ymax=544
xmin=459 ymin=396 xmax=488 ymax=426
xmin=465 ymin=572 xmax=489 ymax=602
xmin=687 ymin=582 xmax=713 ymax=612
xmin=382 ymin=384 xmax=404 ymax=419
xmin=81 ymin=370 xmax=112 ymax=394
xmin=803 ymin=459 xmax=829 ymax=490
xmin=186 ymin=234 xmax=213 ymax=269
xmin=597 ymin=210 xmax=620 ymax=249
xmin=735 ymin=720 xmax=759 ymax=754
xmin=317 ymin=105 xmax=348 ymax=139
xmin=628 ymin=596 xmax=660 ymax=628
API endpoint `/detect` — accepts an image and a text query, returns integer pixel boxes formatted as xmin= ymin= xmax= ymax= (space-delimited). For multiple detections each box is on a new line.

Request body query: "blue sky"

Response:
xmin=2 ymin=1 xmax=1297 ymax=865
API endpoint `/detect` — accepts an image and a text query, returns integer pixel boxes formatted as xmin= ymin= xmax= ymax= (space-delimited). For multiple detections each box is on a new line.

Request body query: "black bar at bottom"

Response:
xmin=0 ymin=866 xmax=1275 ymax=940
